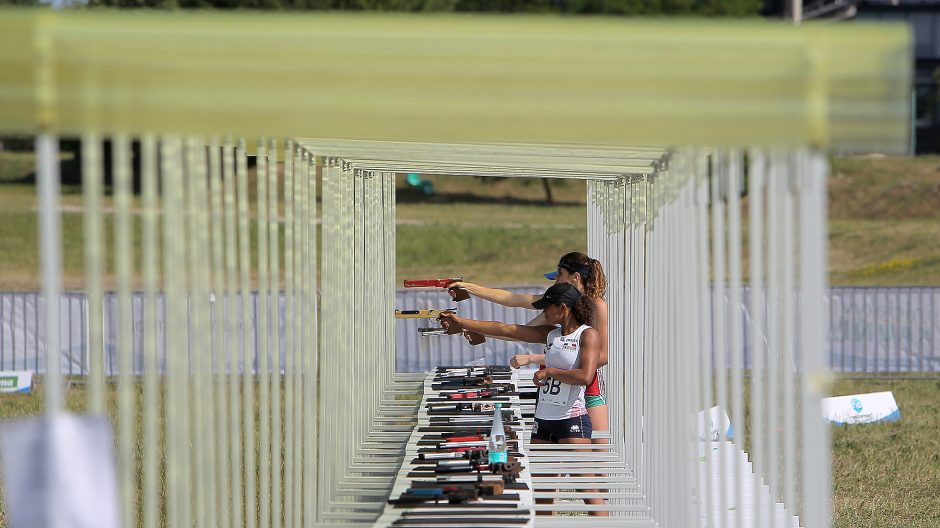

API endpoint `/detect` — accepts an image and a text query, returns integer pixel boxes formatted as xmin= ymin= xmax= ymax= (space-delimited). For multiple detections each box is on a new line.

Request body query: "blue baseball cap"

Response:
xmin=543 ymin=259 xmax=591 ymax=281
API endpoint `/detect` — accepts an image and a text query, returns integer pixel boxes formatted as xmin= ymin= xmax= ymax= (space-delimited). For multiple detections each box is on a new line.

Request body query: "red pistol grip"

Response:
xmin=447 ymin=436 xmax=483 ymax=443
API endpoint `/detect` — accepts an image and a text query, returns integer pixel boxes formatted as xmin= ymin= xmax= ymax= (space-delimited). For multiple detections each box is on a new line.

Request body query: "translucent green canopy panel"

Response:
xmin=0 ymin=10 xmax=910 ymax=152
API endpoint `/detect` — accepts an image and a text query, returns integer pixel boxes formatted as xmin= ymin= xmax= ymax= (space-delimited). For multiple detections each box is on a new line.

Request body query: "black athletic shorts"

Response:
xmin=531 ymin=414 xmax=592 ymax=443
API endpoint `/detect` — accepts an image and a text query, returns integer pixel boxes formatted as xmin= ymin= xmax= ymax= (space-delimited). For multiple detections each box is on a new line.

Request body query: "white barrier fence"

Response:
xmin=3 ymin=287 xmax=938 ymax=376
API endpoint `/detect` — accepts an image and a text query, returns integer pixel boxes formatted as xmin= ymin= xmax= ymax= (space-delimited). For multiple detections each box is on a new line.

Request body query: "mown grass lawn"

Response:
xmin=830 ymin=376 xmax=940 ymax=528
xmin=4 ymin=152 xmax=940 ymax=289
xmin=0 ymin=151 xmax=590 ymax=290
xmin=827 ymin=156 xmax=940 ymax=286
xmin=0 ymin=377 xmax=936 ymax=527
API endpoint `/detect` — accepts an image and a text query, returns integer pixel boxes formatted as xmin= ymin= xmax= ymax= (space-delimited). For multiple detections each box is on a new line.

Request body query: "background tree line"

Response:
xmin=0 ymin=0 xmax=763 ymax=16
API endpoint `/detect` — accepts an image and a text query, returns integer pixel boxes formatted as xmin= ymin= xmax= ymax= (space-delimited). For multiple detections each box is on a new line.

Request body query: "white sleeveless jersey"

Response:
xmin=535 ymin=324 xmax=591 ymax=421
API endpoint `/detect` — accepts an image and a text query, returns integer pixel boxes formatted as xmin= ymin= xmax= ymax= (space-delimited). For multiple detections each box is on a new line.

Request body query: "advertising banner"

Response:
xmin=0 ymin=371 xmax=33 ymax=393
xmin=822 ymin=391 xmax=901 ymax=425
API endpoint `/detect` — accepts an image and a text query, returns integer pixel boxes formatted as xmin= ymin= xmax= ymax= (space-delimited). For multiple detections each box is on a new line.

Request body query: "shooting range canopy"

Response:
xmin=0 ymin=10 xmax=911 ymax=152
xmin=296 ymin=139 xmax=667 ymax=179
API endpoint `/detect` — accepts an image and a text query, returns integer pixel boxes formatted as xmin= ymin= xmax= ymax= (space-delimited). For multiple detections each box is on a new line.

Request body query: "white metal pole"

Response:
xmin=38 ymin=133 xmax=63 ymax=414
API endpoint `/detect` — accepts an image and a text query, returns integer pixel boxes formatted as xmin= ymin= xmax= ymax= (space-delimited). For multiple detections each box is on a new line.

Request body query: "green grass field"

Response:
xmin=3 ymin=151 xmax=940 ymax=289
xmin=830 ymin=376 xmax=940 ymax=528
xmin=828 ymin=156 xmax=940 ymax=286
xmin=0 ymin=376 xmax=936 ymax=527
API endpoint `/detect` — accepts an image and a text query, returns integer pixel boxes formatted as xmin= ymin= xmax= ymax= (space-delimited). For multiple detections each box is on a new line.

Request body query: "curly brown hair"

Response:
xmin=559 ymin=251 xmax=607 ymax=301
xmin=570 ymin=295 xmax=596 ymax=326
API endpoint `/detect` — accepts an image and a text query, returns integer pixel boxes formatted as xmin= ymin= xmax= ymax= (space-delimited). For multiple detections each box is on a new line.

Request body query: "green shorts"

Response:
xmin=585 ymin=395 xmax=607 ymax=408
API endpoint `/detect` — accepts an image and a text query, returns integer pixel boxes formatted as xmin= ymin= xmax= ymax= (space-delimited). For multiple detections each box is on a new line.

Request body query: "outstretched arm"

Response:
xmin=448 ymin=281 xmax=540 ymax=309
xmin=526 ymin=312 xmax=547 ymax=326
xmin=507 ymin=313 xmax=551 ymax=366
xmin=440 ymin=312 xmax=553 ymax=344
xmin=533 ymin=328 xmax=600 ymax=387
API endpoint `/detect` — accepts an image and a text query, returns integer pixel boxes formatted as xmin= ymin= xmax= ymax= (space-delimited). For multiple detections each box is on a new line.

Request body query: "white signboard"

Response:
xmin=697 ymin=405 xmax=734 ymax=441
xmin=822 ymin=391 xmax=901 ymax=425
xmin=0 ymin=371 xmax=33 ymax=394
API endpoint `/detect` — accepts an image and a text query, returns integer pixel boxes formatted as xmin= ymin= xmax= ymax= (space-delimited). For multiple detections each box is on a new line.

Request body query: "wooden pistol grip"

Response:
xmin=449 ymin=287 xmax=471 ymax=302
xmin=464 ymin=331 xmax=486 ymax=346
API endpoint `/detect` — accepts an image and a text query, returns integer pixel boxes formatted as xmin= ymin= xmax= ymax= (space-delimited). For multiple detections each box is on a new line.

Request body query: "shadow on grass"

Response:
xmin=9 ymin=156 xmax=82 ymax=187
xmin=396 ymin=186 xmax=583 ymax=207
xmin=4 ymin=140 xmax=148 ymax=194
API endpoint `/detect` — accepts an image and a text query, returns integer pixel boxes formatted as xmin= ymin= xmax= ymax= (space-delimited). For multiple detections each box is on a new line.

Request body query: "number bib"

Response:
xmin=534 ymin=324 xmax=591 ymax=421
xmin=539 ymin=376 xmax=574 ymax=407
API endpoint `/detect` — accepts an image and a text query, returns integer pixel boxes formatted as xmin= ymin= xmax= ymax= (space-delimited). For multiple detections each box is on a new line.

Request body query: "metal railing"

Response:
xmin=5 ymin=287 xmax=938 ymax=375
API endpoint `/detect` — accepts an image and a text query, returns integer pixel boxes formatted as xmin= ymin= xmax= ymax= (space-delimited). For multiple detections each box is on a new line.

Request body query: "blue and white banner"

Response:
xmin=0 ymin=371 xmax=33 ymax=394
xmin=822 ymin=391 xmax=900 ymax=425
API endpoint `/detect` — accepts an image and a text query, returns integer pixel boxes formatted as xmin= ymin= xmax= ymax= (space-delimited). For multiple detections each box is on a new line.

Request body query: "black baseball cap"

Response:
xmin=532 ymin=282 xmax=581 ymax=310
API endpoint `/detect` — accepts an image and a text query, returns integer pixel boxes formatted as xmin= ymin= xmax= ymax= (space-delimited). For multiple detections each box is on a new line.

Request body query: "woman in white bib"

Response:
xmin=448 ymin=252 xmax=610 ymax=443
xmin=441 ymin=282 xmax=599 ymax=432
xmin=440 ymin=282 xmax=602 ymax=513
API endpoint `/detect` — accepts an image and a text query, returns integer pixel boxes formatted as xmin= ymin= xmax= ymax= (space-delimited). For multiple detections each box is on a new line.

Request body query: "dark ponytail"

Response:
xmin=571 ymin=295 xmax=595 ymax=326
xmin=559 ymin=251 xmax=607 ymax=300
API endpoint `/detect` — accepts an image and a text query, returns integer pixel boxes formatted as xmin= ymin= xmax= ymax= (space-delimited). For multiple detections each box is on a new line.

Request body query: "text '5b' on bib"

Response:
xmin=539 ymin=377 xmax=575 ymax=407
